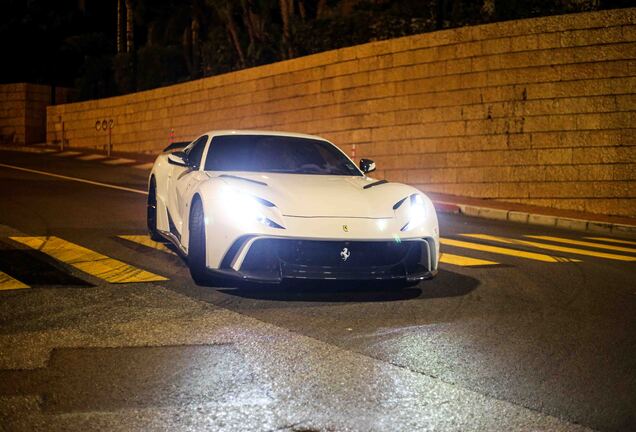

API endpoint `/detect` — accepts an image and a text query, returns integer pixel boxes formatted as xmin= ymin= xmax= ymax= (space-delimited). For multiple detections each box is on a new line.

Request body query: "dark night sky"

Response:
xmin=0 ymin=0 xmax=115 ymax=86
xmin=3 ymin=0 xmax=635 ymax=91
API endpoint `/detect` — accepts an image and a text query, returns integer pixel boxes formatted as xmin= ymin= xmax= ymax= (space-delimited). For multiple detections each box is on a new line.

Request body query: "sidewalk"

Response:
xmin=2 ymin=143 xmax=635 ymax=236
xmin=0 ymin=143 xmax=157 ymax=163
xmin=428 ymin=192 xmax=636 ymax=237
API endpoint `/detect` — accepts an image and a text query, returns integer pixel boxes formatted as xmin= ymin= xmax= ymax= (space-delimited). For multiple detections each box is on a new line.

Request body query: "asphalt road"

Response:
xmin=0 ymin=149 xmax=634 ymax=432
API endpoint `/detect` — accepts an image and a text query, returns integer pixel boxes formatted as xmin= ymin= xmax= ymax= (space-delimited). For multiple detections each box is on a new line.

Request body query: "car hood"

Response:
xmin=208 ymin=172 xmax=415 ymax=218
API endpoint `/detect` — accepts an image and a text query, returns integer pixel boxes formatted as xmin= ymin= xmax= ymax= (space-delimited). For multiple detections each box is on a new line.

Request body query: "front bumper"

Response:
xmin=209 ymin=236 xmax=438 ymax=283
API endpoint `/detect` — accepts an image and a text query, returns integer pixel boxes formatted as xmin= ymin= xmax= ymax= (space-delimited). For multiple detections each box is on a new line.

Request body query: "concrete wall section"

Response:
xmin=1 ymin=83 xmax=73 ymax=145
xmin=0 ymin=83 xmax=27 ymax=145
xmin=46 ymin=9 xmax=636 ymax=217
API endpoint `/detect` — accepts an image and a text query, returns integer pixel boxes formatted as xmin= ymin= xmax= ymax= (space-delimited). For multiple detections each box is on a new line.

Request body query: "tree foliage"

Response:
xmin=1 ymin=0 xmax=633 ymax=100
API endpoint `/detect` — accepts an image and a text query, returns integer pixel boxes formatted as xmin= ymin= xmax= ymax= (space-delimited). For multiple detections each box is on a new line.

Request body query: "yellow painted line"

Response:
xmin=441 ymin=237 xmax=579 ymax=263
xmin=462 ymin=234 xmax=636 ymax=262
xmin=526 ymin=235 xmax=636 ymax=254
xmin=0 ymin=271 xmax=29 ymax=291
xmin=118 ymin=235 xmax=176 ymax=255
xmin=584 ymin=237 xmax=636 ymax=246
xmin=54 ymin=151 xmax=81 ymax=157
xmin=440 ymin=253 xmax=499 ymax=267
xmin=10 ymin=236 xmax=167 ymax=283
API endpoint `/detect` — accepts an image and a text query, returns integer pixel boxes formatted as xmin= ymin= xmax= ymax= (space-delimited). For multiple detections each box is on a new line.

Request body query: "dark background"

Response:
xmin=2 ymin=0 xmax=634 ymax=101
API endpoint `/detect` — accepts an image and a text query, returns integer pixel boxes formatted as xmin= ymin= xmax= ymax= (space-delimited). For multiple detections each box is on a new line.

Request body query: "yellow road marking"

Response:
xmin=0 ymin=271 xmax=29 ymax=291
xmin=10 ymin=236 xmax=167 ymax=283
xmin=441 ymin=237 xmax=579 ymax=263
xmin=526 ymin=235 xmax=636 ymax=254
xmin=584 ymin=237 xmax=636 ymax=246
xmin=440 ymin=253 xmax=499 ymax=267
xmin=118 ymin=235 xmax=176 ymax=255
xmin=462 ymin=234 xmax=636 ymax=262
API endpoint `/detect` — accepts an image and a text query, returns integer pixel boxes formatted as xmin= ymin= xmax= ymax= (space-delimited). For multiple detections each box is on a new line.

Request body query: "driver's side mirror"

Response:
xmin=359 ymin=158 xmax=376 ymax=174
xmin=167 ymin=151 xmax=189 ymax=167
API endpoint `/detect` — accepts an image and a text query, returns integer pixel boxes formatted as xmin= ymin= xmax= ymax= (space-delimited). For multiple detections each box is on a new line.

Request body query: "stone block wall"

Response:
xmin=1 ymin=83 xmax=73 ymax=145
xmin=46 ymin=9 xmax=636 ymax=217
xmin=0 ymin=83 xmax=27 ymax=145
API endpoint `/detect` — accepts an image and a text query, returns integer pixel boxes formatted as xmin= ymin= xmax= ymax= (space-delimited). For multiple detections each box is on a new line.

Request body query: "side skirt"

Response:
xmin=157 ymin=229 xmax=188 ymax=259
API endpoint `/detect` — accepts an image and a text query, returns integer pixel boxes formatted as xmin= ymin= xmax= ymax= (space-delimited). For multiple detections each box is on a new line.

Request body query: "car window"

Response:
xmin=186 ymin=135 xmax=208 ymax=169
xmin=203 ymin=135 xmax=361 ymax=176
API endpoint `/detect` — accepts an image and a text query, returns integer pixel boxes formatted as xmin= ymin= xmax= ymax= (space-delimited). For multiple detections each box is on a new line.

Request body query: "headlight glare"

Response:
xmin=221 ymin=187 xmax=284 ymax=229
xmin=401 ymin=194 xmax=427 ymax=231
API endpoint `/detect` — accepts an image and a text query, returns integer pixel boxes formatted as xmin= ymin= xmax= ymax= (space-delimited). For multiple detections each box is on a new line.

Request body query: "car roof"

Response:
xmin=203 ymin=130 xmax=329 ymax=141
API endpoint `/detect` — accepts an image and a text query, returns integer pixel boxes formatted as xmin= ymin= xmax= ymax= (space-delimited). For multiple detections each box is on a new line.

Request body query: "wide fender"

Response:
xmin=187 ymin=176 xmax=290 ymax=269
xmin=392 ymin=187 xmax=440 ymax=269
xmin=185 ymin=178 xmax=232 ymax=267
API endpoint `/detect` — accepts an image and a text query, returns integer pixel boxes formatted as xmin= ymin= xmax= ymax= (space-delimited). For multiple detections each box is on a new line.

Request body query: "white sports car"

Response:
xmin=148 ymin=130 xmax=440 ymax=285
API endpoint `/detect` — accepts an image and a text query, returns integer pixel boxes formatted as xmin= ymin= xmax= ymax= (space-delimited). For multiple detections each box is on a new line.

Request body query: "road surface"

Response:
xmin=0 ymin=149 xmax=634 ymax=431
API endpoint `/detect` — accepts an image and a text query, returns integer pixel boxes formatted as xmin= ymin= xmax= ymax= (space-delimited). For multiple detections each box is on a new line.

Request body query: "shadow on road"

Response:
xmin=0 ymin=247 xmax=93 ymax=288
xmin=214 ymin=269 xmax=479 ymax=303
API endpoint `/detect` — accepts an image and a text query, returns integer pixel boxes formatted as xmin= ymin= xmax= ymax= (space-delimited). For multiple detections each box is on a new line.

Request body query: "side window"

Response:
xmin=186 ymin=135 xmax=208 ymax=170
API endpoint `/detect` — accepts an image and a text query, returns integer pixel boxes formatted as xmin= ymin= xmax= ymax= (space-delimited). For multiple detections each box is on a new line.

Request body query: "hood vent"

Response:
xmin=218 ymin=174 xmax=267 ymax=186
xmin=363 ymin=179 xmax=389 ymax=190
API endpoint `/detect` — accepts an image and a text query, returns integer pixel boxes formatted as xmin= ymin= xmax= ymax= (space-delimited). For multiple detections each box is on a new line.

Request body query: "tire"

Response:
xmin=188 ymin=197 xmax=209 ymax=285
xmin=147 ymin=177 xmax=162 ymax=242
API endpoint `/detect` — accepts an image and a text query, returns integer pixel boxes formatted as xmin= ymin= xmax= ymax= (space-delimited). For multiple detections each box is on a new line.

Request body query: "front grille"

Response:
xmin=236 ymin=238 xmax=432 ymax=280
xmin=279 ymin=240 xmax=413 ymax=267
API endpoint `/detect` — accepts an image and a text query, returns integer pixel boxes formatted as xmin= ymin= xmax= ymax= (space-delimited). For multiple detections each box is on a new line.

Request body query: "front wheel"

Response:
xmin=188 ymin=198 xmax=209 ymax=285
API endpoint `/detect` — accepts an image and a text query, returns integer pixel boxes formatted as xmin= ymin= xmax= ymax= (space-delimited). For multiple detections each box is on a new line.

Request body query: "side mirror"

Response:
xmin=168 ymin=151 xmax=189 ymax=167
xmin=359 ymin=158 xmax=376 ymax=174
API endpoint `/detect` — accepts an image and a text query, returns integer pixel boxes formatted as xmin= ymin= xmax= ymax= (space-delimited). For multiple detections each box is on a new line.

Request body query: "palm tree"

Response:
xmin=279 ymin=0 xmax=293 ymax=58
xmin=117 ymin=0 xmax=124 ymax=53
xmin=207 ymin=0 xmax=246 ymax=66
xmin=125 ymin=0 xmax=134 ymax=53
xmin=481 ymin=0 xmax=495 ymax=19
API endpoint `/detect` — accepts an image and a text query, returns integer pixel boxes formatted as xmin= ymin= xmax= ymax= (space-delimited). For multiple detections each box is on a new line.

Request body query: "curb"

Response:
xmin=0 ymin=146 xmax=58 ymax=154
xmin=432 ymin=201 xmax=636 ymax=237
xmin=0 ymin=146 xmax=153 ymax=170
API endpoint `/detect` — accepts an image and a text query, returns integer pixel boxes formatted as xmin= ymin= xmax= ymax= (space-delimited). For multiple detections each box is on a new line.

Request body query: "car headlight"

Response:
xmin=401 ymin=194 xmax=427 ymax=231
xmin=221 ymin=188 xmax=284 ymax=229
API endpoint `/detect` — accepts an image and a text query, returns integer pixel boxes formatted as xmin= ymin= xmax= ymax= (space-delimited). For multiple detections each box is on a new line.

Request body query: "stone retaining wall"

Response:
xmin=46 ymin=9 xmax=636 ymax=217
xmin=1 ymin=83 xmax=72 ymax=145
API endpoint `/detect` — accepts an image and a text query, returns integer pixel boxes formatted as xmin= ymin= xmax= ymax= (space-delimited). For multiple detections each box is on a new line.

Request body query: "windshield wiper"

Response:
xmin=264 ymin=169 xmax=300 ymax=173
xmin=266 ymin=168 xmax=325 ymax=174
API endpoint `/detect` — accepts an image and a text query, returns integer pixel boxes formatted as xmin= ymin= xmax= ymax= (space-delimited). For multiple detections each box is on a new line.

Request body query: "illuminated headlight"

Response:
xmin=401 ymin=194 xmax=427 ymax=231
xmin=221 ymin=188 xmax=284 ymax=229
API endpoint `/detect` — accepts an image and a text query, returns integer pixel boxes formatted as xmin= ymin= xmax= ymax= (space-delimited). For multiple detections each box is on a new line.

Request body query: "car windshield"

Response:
xmin=203 ymin=135 xmax=362 ymax=176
